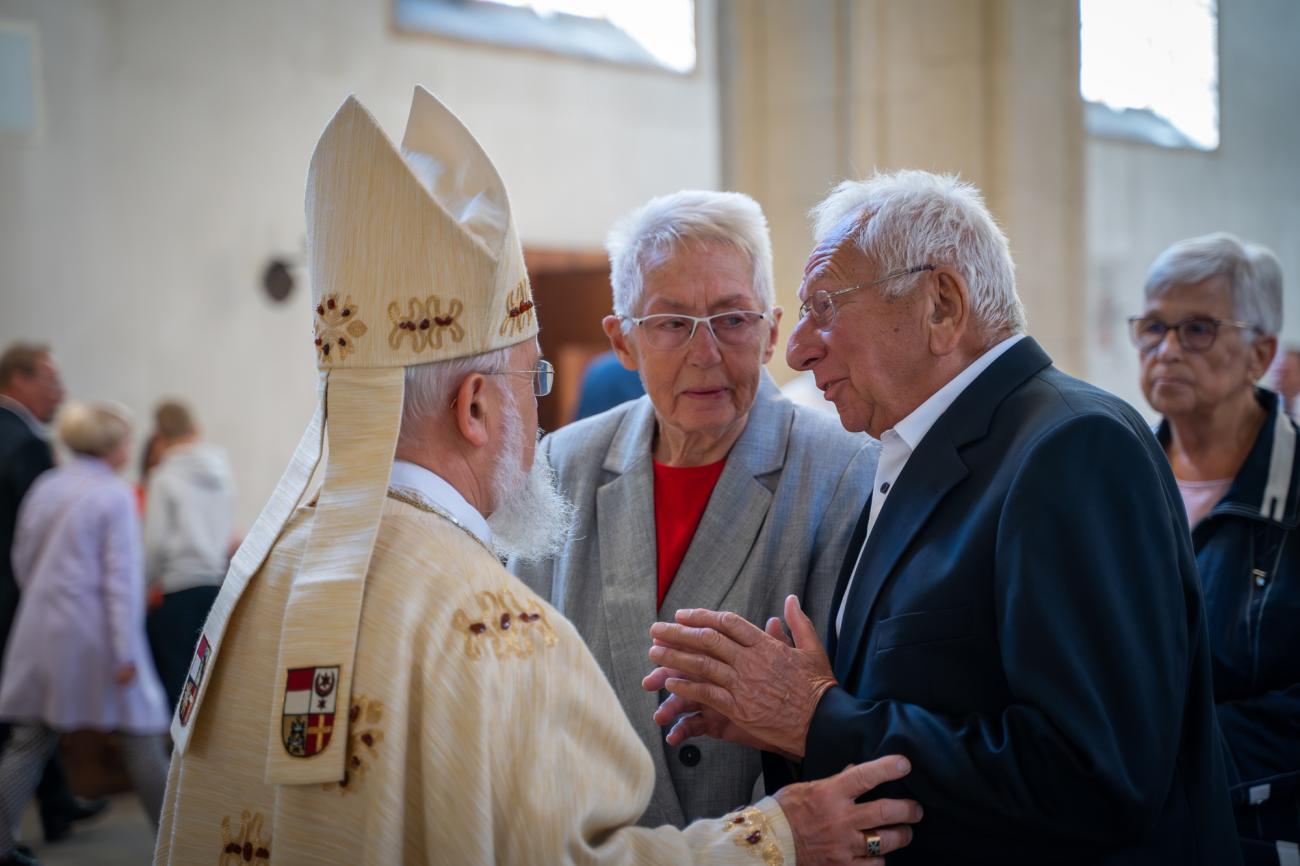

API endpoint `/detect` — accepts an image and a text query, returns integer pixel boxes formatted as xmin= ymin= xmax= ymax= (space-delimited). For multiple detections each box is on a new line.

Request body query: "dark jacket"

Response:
xmin=1158 ymin=389 xmax=1300 ymax=854
xmin=768 ymin=338 xmax=1240 ymax=866
xmin=0 ymin=401 xmax=54 ymax=665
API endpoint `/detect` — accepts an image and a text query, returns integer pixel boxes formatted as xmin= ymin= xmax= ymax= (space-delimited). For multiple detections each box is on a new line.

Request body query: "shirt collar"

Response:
xmin=0 ymin=395 xmax=48 ymax=440
xmin=389 ymin=459 xmax=493 ymax=546
xmin=890 ymin=334 xmax=1025 ymax=451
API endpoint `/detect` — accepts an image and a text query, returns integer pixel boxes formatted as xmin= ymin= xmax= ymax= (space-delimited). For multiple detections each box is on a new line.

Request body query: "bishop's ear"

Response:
xmin=453 ymin=373 xmax=492 ymax=448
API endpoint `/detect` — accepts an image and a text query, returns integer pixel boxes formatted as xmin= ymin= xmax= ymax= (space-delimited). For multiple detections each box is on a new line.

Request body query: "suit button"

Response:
xmin=679 ymin=745 xmax=701 ymax=767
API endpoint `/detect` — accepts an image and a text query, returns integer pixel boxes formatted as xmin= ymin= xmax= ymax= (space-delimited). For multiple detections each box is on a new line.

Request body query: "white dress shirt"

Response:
xmin=835 ymin=334 xmax=1025 ymax=634
xmin=389 ymin=459 xmax=492 ymax=547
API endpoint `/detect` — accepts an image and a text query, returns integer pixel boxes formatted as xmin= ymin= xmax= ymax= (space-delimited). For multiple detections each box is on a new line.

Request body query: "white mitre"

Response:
xmin=168 ymin=87 xmax=538 ymax=787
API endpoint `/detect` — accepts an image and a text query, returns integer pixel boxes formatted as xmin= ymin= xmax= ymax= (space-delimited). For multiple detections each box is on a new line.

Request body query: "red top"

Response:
xmin=653 ymin=457 xmax=728 ymax=609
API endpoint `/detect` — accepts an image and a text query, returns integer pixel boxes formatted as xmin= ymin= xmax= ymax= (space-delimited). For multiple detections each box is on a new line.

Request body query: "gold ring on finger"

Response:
xmin=863 ymin=832 xmax=883 ymax=856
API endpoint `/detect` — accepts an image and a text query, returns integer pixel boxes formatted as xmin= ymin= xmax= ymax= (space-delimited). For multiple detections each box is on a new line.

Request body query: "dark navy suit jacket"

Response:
xmin=767 ymin=338 xmax=1240 ymax=866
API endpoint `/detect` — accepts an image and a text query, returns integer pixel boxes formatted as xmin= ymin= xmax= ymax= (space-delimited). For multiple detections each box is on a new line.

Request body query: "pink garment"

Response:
xmin=0 ymin=457 xmax=169 ymax=734
xmin=1176 ymin=476 xmax=1233 ymax=528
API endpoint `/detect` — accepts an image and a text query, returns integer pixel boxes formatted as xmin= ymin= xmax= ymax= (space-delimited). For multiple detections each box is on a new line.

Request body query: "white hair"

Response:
xmin=486 ymin=390 xmax=575 ymax=563
xmin=810 ymin=170 xmax=1025 ymax=335
xmin=58 ymin=401 xmax=132 ymax=457
xmin=397 ymin=347 xmax=512 ymax=452
xmin=1145 ymin=233 xmax=1281 ymax=337
xmin=605 ymin=190 xmax=774 ymax=322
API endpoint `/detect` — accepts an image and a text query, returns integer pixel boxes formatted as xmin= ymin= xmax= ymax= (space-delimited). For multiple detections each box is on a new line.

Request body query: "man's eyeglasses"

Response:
xmin=798 ymin=264 xmax=935 ymax=328
xmin=488 ymin=359 xmax=554 ymax=397
xmin=623 ymin=310 xmax=773 ymax=351
xmin=1126 ymin=316 xmax=1260 ymax=353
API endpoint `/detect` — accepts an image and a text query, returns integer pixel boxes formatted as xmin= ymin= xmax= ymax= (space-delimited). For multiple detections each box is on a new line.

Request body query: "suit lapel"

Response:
xmin=827 ymin=492 xmax=874 ymax=661
xmin=832 ymin=338 xmax=1054 ymax=681
xmin=591 ymin=401 xmax=665 ymax=752
xmin=658 ymin=378 xmax=790 ymax=617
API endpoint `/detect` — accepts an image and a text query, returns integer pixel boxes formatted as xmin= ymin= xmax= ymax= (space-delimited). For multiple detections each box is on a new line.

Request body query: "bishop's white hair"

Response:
xmin=605 ymin=190 xmax=774 ymax=322
xmin=810 ymin=170 xmax=1026 ymax=335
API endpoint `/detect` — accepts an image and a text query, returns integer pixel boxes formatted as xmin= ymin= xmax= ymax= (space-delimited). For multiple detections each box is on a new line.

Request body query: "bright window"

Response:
xmin=1080 ymin=0 xmax=1219 ymax=150
xmin=395 ymin=0 xmax=696 ymax=75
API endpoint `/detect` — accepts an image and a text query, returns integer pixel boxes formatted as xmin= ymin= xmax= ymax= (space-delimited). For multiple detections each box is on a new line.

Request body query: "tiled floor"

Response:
xmin=17 ymin=795 xmax=155 ymax=866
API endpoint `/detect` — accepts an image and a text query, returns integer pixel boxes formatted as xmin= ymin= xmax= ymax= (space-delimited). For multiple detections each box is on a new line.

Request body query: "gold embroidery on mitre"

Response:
xmin=720 ymin=806 xmax=784 ymax=865
xmin=388 ymin=296 xmax=466 ymax=353
xmin=322 ymin=695 xmax=385 ymax=795
xmin=451 ymin=588 xmax=557 ymax=660
xmin=219 ymin=810 xmax=271 ymax=866
xmin=314 ymin=294 xmax=368 ymax=363
xmin=499 ymin=280 xmax=535 ymax=337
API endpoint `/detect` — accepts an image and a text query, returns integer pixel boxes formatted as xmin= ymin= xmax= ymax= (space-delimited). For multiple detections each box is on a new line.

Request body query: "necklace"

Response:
xmin=386 ymin=487 xmax=496 ymax=556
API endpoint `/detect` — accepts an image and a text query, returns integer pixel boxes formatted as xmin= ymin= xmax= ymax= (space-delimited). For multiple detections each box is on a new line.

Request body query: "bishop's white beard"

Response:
xmin=486 ymin=394 xmax=575 ymax=564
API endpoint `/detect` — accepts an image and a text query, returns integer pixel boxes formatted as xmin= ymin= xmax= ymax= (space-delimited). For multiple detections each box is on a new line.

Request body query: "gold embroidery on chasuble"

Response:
xmin=313 ymin=294 xmax=368 ymax=362
xmin=322 ymin=695 xmax=385 ymax=795
xmin=387 ymin=296 xmax=466 ymax=353
xmin=720 ymin=806 xmax=784 ymax=866
xmin=451 ymin=587 xmax=558 ymax=660
xmin=499 ymin=280 xmax=535 ymax=337
xmin=219 ymin=810 xmax=272 ymax=866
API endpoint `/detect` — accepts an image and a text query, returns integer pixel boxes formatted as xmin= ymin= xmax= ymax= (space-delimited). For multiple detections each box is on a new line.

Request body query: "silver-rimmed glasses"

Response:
xmin=798 ymin=264 xmax=935 ymax=327
xmin=623 ymin=310 xmax=773 ymax=351
xmin=488 ymin=358 xmax=555 ymax=396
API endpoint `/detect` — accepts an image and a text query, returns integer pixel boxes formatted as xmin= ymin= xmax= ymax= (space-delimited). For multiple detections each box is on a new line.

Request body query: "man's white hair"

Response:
xmin=398 ymin=347 xmax=512 ymax=452
xmin=1145 ymin=233 xmax=1281 ymax=337
xmin=605 ymin=190 xmax=774 ymax=322
xmin=810 ymin=170 xmax=1026 ymax=335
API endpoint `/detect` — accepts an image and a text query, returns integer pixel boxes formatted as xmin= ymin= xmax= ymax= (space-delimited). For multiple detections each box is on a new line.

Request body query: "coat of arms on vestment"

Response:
xmin=281 ymin=665 xmax=339 ymax=757
xmin=176 ymin=633 xmax=211 ymax=727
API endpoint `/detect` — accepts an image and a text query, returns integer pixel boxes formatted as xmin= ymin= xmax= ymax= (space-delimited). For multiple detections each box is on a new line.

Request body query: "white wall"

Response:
xmin=0 ymin=0 xmax=719 ymax=526
xmin=1085 ymin=0 xmax=1300 ymax=416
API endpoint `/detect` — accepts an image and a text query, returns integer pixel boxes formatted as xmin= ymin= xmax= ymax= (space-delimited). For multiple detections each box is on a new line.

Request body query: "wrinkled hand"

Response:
xmin=644 ymin=595 xmax=836 ymax=758
xmin=775 ymin=755 xmax=922 ymax=866
xmin=114 ymin=663 xmax=137 ymax=685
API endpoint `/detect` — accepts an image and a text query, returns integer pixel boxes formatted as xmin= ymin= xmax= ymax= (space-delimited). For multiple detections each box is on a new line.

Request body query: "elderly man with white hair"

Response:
xmin=512 ymin=190 xmax=881 ymax=830
xmin=646 ymin=169 xmax=1241 ymax=865
xmin=1133 ymin=234 xmax=1299 ymax=866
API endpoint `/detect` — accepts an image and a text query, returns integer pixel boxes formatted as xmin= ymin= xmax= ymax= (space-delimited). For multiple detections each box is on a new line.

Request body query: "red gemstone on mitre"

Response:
xmin=419 ymin=319 xmax=430 ymax=330
xmin=469 ymin=623 xmax=487 ymax=634
xmin=314 ymin=337 xmax=322 ymax=346
xmin=326 ymin=298 xmax=336 ymax=309
xmin=316 ymin=304 xmax=324 ymax=316
xmin=500 ymin=613 xmax=512 ymax=629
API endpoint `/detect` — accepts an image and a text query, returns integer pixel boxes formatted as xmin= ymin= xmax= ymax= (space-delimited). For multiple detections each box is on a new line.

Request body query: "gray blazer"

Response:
xmin=512 ymin=375 xmax=878 ymax=827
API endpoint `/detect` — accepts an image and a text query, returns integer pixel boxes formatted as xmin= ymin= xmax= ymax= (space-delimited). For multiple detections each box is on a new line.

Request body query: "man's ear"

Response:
xmin=453 ymin=373 xmax=492 ymax=448
xmin=926 ymin=267 xmax=971 ymax=356
xmin=602 ymin=315 xmax=640 ymax=371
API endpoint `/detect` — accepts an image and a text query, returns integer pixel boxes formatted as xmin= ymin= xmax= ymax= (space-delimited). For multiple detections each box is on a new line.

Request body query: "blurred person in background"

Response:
xmin=0 ymin=345 xmax=104 ymax=853
xmin=0 ymin=402 xmax=170 ymax=866
xmin=511 ymin=190 xmax=877 ymax=827
xmin=1133 ymin=233 xmax=1299 ymax=866
xmin=573 ymin=350 xmax=645 ymax=420
xmin=142 ymin=400 xmax=234 ymax=712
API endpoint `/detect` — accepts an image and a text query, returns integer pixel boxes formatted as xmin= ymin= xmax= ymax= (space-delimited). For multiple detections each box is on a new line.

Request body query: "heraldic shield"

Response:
xmin=282 ymin=665 xmax=340 ymax=758
xmin=176 ymin=633 xmax=211 ymax=727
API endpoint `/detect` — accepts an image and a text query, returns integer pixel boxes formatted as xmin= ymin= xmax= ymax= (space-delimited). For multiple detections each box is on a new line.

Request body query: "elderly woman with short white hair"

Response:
xmin=512 ymin=190 xmax=878 ymax=828
xmin=0 ymin=402 xmax=170 ymax=863
xmin=1133 ymin=233 xmax=1299 ymax=866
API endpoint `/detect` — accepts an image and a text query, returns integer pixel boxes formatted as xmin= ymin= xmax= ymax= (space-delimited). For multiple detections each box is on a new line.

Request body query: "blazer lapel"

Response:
xmin=659 ymin=376 xmax=789 ymax=618
xmin=832 ymin=338 xmax=1054 ymax=681
xmin=827 ymin=492 xmax=874 ymax=661
xmin=591 ymin=401 xmax=664 ymax=743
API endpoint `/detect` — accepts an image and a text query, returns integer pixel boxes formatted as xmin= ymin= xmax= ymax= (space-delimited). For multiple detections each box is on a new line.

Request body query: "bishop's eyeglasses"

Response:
xmin=488 ymin=358 xmax=554 ymax=397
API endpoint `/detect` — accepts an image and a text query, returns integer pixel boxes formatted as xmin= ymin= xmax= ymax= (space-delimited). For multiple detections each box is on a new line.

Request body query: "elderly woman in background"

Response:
xmin=512 ymin=190 xmax=877 ymax=827
xmin=1133 ymin=233 xmax=1299 ymax=866
xmin=0 ymin=402 xmax=170 ymax=865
